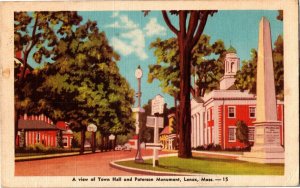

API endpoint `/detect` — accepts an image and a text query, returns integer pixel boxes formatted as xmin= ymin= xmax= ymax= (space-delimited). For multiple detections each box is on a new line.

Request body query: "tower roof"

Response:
xmin=227 ymin=45 xmax=237 ymax=53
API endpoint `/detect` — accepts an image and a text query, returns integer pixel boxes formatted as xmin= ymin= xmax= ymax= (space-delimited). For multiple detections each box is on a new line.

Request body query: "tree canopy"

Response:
xmin=148 ymin=34 xmax=226 ymax=99
xmin=14 ymin=11 xmax=135 ymax=152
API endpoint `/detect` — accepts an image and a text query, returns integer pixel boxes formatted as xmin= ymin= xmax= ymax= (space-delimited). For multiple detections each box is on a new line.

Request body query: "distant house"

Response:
xmin=16 ymin=114 xmax=73 ymax=148
xmin=159 ymin=113 xmax=176 ymax=150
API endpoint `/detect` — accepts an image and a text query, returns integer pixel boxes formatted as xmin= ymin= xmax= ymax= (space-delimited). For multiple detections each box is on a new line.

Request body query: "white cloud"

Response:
xmin=106 ymin=12 xmax=149 ymax=60
xmin=105 ymin=15 xmax=138 ymax=29
xmin=120 ymin=29 xmax=148 ymax=60
xmin=111 ymin=37 xmax=134 ymax=56
xmin=119 ymin=15 xmax=138 ymax=29
xmin=105 ymin=21 xmax=121 ymax=28
xmin=143 ymin=18 xmax=166 ymax=37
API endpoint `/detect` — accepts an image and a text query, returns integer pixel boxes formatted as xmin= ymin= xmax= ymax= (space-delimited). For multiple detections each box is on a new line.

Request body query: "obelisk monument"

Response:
xmin=240 ymin=17 xmax=284 ymax=163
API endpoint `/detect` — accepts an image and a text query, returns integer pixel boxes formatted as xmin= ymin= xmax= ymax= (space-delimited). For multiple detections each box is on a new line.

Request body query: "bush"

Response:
xmin=27 ymin=144 xmax=37 ymax=152
xmin=194 ymin=144 xmax=222 ymax=151
xmin=34 ymin=143 xmax=47 ymax=152
xmin=71 ymin=138 xmax=80 ymax=148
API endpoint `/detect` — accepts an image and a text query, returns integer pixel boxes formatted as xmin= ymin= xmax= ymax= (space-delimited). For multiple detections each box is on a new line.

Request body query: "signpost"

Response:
xmin=87 ymin=124 xmax=97 ymax=153
xmin=109 ymin=134 xmax=116 ymax=150
xmin=146 ymin=115 xmax=164 ymax=167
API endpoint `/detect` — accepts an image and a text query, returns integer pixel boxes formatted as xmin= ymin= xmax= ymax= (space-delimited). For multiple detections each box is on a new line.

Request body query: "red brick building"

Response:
xmin=190 ymin=47 xmax=284 ymax=149
xmin=16 ymin=114 xmax=73 ymax=148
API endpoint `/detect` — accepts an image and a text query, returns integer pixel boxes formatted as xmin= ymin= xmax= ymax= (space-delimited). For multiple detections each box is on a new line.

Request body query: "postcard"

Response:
xmin=0 ymin=0 xmax=299 ymax=187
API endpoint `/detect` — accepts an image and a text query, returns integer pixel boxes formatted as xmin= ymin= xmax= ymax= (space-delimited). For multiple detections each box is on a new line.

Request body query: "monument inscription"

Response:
xmin=265 ymin=126 xmax=280 ymax=144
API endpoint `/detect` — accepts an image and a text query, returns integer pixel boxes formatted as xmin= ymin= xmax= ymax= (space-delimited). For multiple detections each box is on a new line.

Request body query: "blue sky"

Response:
xmin=28 ymin=11 xmax=282 ymax=108
xmin=78 ymin=10 xmax=282 ymax=108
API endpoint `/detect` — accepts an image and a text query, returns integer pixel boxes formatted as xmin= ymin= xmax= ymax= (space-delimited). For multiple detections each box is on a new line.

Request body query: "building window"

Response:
xmin=63 ymin=137 xmax=68 ymax=147
xmin=228 ymin=107 xmax=236 ymax=118
xmin=228 ymin=126 xmax=236 ymax=142
xmin=249 ymin=107 xmax=256 ymax=118
xmin=248 ymin=127 xmax=255 ymax=141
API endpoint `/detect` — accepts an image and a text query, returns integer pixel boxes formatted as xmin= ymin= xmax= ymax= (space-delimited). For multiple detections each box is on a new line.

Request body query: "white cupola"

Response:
xmin=220 ymin=46 xmax=240 ymax=90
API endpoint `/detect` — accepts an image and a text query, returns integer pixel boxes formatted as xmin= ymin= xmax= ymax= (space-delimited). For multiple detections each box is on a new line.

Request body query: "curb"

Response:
xmin=192 ymin=151 xmax=241 ymax=158
xmin=110 ymin=154 xmax=206 ymax=176
xmin=15 ymin=150 xmax=108 ymax=162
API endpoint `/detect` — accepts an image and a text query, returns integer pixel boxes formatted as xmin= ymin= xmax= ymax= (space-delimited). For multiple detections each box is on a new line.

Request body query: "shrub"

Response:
xmin=27 ymin=144 xmax=37 ymax=152
xmin=34 ymin=143 xmax=47 ymax=152
xmin=194 ymin=144 xmax=222 ymax=151
xmin=71 ymin=138 xmax=80 ymax=148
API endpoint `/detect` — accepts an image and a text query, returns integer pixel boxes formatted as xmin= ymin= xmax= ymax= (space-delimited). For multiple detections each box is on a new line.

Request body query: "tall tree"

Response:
xmin=14 ymin=11 xmax=83 ymax=144
xmin=148 ymin=26 xmax=225 ymax=157
xmin=29 ymin=18 xmax=134 ymax=154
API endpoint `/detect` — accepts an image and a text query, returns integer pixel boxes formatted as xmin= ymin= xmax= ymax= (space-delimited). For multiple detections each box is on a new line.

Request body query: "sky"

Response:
xmin=78 ymin=10 xmax=283 ymax=108
xmin=28 ymin=10 xmax=283 ymax=108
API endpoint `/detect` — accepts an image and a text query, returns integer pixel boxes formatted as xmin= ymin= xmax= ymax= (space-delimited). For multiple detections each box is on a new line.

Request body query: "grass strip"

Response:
xmin=116 ymin=156 xmax=284 ymax=175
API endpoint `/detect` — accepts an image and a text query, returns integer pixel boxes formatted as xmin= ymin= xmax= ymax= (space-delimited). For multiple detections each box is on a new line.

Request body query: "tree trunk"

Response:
xmin=161 ymin=10 xmax=211 ymax=158
xmin=105 ymin=136 xmax=109 ymax=151
xmin=101 ymin=136 xmax=104 ymax=152
xmin=80 ymin=128 xmax=86 ymax=154
xmin=91 ymin=132 xmax=96 ymax=153
xmin=113 ymin=135 xmax=117 ymax=150
xmin=177 ymin=35 xmax=192 ymax=158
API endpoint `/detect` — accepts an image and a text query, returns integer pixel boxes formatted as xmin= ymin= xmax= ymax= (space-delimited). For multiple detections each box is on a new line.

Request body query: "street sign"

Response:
xmin=146 ymin=116 xmax=164 ymax=128
xmin=87 ymin=124 xmax=97 ymax=132
xmin=151 ymin=95 xmax=164 ymax=115
xmin=145 ymin=143 xmax=163 ymax=149
xmin=145 ymin=116 xmax=164 ymax=168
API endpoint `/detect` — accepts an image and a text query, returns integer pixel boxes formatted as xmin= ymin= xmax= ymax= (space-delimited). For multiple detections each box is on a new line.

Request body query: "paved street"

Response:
xmin=15 ymin=149 xmax=171 ymax=176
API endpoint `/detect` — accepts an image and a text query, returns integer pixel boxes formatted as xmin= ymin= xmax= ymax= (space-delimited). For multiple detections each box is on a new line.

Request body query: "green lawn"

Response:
xmin=116 ymin=156 xmax=284 ymax=175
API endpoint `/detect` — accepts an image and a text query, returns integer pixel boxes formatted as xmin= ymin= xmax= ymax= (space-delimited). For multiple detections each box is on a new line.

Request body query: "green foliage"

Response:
xmin=116 ymin=131 xmax=135 ymax=145
xmin=148 ymin=35 xmax=226 ymax=98
xmin=234 ymin=35 xmax=284 ymax=100
xmin=15 ymin=12 xmax=135 ymax=152
xmin=234 ymin=49 xmax=257 ymax=94
xmin=235 ymin=120 xmax=249 ymax=145
xmin=148 ymin=38 xmax=179 ymax=98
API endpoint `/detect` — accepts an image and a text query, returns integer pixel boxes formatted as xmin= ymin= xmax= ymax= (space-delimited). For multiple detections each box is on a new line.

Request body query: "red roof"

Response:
xmin=160 ymin=126 xmax=170 ymax=135
xmin=18 ymin=119 xmax=63 ymax=130
xmin=56 ymin=121 xmax=68 ymax=130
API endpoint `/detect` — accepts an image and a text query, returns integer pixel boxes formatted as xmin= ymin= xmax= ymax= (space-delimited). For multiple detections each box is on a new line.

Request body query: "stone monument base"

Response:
xmin=239 ymin=150 xmax=284 ymax=164
xmin=239 ymin=121 xmax=284 ymax=164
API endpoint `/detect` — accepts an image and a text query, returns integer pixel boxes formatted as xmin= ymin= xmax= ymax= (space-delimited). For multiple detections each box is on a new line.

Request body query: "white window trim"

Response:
xmin=228 ymin=106 xmax=236 ymax=118
xmin=228 ymin=126 xmax=236 ymax=142
xmin=249 ymin=106 xmax=256 ymax=118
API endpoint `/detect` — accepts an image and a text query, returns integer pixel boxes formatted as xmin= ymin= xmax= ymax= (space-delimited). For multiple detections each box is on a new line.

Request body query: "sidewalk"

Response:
xmin=15 ymin=150 xmax=100 ymax=162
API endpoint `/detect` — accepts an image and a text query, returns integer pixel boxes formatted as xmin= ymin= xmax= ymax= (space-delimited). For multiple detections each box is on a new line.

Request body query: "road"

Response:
xmin=15 ymin=149 xmax=172 ymax=176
